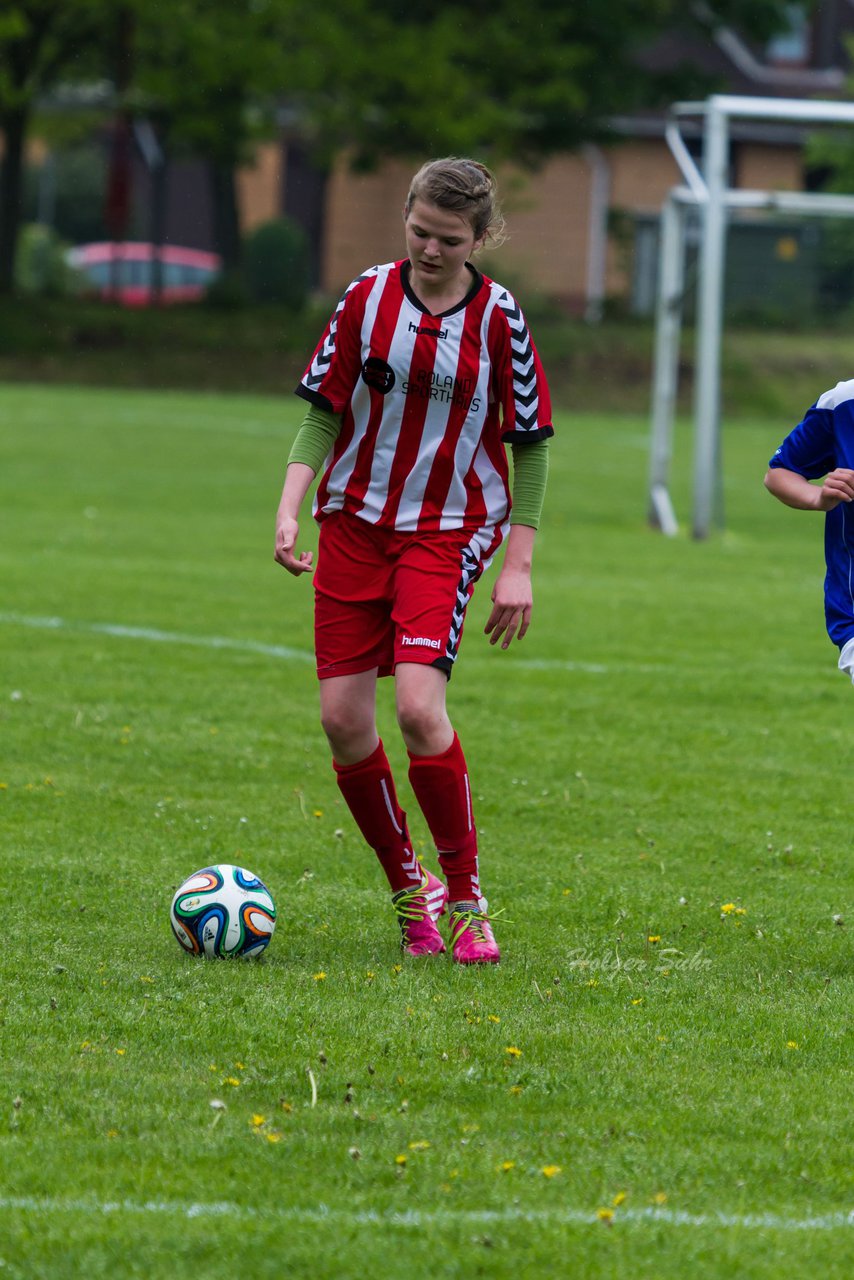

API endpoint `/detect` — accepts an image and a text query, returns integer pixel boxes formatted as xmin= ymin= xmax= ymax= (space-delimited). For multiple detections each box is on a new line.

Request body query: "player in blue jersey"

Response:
xmin=765 ymin=379 xmax=854 ymax=682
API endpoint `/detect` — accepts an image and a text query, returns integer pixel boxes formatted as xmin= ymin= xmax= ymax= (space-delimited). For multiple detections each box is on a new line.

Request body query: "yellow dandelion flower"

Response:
xmin=107 ymin=1129 xmax=119 ymax=1139
xmin=509 ymin=1085 xmax=523 ymax=1096
xmin=395 ymin=1154 xmax=407 ymax=1166
xmin=597 ymin=1207 xmax=614 ymax=1222
xmin=562 ymin=888 xmax=572 ymax=896
xmin=787 ymin=1040 xmax=799 ymax=1050
xmin=505 ymin=1046 xmax=522 ymax=1057
xmin=408 ymin=1140 xmax=431 ymax=1151
xmin=587 ymin=979 xmax=598 ymax=987
xmin=265 ymin=1132 xmax=282 ymax=1144
xmin=223 ymin=1077 xmax=241 ymax=1087
xmin=392 ymin=963 xmax=402 ymax=974
xmin=653 ymin=1191 xmax=667 ymax=1205
xmin=612 ymin=1191 xmax=627 ymax=1207
xmin=541 ymin=1165 xmax=562 ymax=1178
xmin=488 ymin=1015 xmax=501 ymax=1024
xmin=720 ymin=903 xmax=736 ymax=914
xmin=499 ymin=1161 xmax=515 ymax=1172
xmin=234 ymin=1062 xmax=245 ymax=1070
xmin=313 ymin=971 xmax=326 ymax=982
xmin=280 ymin=1101 xmax=293 ymax=1113
xmin=366 ymin=970 xmax=376 ymax=980
xmin=313 ymin=809 xmax=323 ymax=818
xmin=115 ymin=1048 xmax=126 ymax=1056
xmin=631 ymin=997 xmax=643 ymax=1005
xmin=251 ymin=1114 xmax=266 ymax=1127
xmin=647 ymin=935 xmax=661 ymax=944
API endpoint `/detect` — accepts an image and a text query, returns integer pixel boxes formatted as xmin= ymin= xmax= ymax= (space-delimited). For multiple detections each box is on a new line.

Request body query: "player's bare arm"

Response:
xmin=484 ymin=523 xmax=536 ymax=649
xmin=274 ymin=462 xmax=317 ymax=575
xmin=764 ymin=465 xmax=854 ymax=511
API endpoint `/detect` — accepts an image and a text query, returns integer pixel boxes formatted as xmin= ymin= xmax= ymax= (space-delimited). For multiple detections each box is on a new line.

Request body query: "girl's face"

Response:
xmin=404 ymin=198 xmax=484 ymax=299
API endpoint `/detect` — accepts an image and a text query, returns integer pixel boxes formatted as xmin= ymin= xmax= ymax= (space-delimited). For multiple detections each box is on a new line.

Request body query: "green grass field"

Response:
xmin=1 ymin=382 xmax=852 ymax=1278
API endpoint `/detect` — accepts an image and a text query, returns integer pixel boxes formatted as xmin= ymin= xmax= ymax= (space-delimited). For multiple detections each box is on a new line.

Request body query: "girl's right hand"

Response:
xmin=274 ymin=515 xmax=314 ymax=575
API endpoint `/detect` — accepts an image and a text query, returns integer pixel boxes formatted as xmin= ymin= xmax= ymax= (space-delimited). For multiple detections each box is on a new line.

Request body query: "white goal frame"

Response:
xmin=648 ymin=94 xmax=854 ymax=539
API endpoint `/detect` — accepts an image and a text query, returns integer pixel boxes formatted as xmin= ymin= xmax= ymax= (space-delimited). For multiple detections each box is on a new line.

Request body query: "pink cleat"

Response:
xmin=392 ymin=870 xmax=448 ymax=956
xmin=449 ymin=903 xmax=501 ymax=964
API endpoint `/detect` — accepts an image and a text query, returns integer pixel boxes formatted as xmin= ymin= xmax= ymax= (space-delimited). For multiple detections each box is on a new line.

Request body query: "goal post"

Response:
xmin=648 ymin=94 xmax=854 ymax=539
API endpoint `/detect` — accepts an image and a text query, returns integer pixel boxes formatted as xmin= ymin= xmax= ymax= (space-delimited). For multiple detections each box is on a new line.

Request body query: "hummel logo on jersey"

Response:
xmin=401 ymin=635 xmax=442 ymax=651
xmin=361 ymin=356 xmax=395 ymax=394
xmin=408 ymin=320 xmax=448 ymax=340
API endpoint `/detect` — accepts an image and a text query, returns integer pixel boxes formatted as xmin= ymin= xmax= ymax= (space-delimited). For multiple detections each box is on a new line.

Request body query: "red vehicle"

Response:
xmin=67 ymin=241 xmax=221 ymax=306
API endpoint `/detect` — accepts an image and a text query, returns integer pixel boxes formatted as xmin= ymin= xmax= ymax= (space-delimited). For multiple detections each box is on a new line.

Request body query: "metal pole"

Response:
xmin=692 ymin=101 xmax=728 ymax=540
xmin=648 ymin=193 xmax=687 ymax=534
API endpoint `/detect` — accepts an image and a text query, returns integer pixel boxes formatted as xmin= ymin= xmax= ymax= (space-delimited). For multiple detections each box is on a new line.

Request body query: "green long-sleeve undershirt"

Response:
xmin=288 ymin=403 xmax=549 ymax=529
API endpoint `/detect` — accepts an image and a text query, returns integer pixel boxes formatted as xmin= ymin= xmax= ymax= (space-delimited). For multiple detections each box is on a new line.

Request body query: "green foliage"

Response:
xmin=7 ymin=298 xmax=854 ymax=419
xmin=243 ymin=217 xmax=310 ymax=308
xmin=278 ymin=0 xmax=799 ymax=164
xmin=12 ymin=222 xmax=76 ymax=294
xmin=203 ymin=267 xmax=251 ymax=310
xmin=1 ymin=383 xmax=853 ymax=1276
xmin=0 ymin=1 xmax=114 ymax=114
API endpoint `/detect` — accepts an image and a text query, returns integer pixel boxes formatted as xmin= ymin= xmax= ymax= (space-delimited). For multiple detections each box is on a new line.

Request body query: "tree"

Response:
xmin=276 ymin=0 xmax=802 ymax=166
xmin=0 ymin=0 xmax=115 ymax=293
xmin=130 ymin=0 xmax=300 ymax=278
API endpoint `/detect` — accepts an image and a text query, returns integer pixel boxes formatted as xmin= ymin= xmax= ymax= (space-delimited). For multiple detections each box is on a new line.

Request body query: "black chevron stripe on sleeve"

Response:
xmin=304 ymin=267 xmax=378 ymax=391
xmin=496 ymin=289 xmax=540 ymax=432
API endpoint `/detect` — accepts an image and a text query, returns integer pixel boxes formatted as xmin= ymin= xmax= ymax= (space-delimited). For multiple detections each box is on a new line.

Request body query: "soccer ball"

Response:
xmin=170 ymin=864 xmax=277 ymax=959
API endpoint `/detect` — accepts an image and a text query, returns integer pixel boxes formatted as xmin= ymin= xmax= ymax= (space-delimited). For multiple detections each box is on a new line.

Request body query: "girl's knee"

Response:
xmin=320 ymin=702 xmax=371 ymax=757
xmin=396 ymin=698 xmax=449 ymax=755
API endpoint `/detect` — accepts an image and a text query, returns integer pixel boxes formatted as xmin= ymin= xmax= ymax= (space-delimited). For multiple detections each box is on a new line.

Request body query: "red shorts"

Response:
xmin=313 ymin=512 xmax=488 ymax=680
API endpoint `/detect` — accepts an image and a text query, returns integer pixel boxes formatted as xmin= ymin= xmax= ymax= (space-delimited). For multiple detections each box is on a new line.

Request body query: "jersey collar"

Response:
xmin=399 ymin=259 xmax=483 ymax=318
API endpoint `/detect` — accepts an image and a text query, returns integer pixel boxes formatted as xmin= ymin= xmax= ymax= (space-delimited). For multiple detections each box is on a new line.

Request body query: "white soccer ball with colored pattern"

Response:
xmin=170 ymin=864 xmax=276 ymax=958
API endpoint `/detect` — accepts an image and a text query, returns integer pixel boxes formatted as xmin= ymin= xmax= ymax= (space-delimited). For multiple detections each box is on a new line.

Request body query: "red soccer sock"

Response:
xmin=334 ymin=740 xmax=423 ymax=894
xmin=407 ymin=733 xmax=482 ymax=906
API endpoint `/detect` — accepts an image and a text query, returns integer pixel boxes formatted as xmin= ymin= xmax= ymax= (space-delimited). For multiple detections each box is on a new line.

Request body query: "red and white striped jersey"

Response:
xmin=297 ymin=260 xmax=553 ymax=540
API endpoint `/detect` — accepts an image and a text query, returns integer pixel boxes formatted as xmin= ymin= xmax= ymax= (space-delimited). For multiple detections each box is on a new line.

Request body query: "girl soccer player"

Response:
xmin=274 ymin=157 xmax=553 ymax=962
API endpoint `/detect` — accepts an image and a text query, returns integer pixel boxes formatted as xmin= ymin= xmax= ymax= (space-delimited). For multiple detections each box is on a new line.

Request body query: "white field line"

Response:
xmin=0 ymin=1196 xmax=851 ymax=1232
xmin=0 ymin=611 xmax=613 ymax=674
xmin=0 ymin=611 xmax=313 ymax=665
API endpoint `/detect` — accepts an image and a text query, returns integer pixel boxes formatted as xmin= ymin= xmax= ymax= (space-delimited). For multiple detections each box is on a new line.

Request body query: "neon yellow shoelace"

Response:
xmin=392 ymin=882 xmax=430 ymax=923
